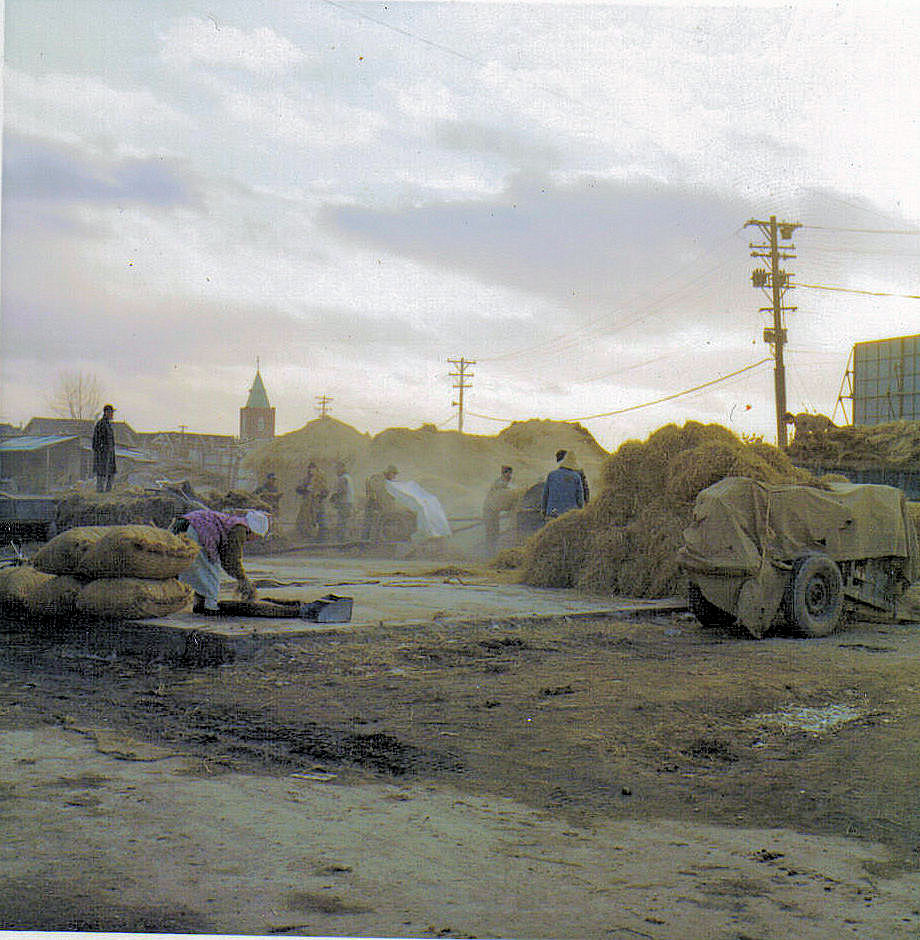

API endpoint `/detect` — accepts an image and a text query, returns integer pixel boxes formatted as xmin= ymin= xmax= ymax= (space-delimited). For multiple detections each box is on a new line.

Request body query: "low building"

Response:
xmin=0 ymin=435 xmax=84 ymax=492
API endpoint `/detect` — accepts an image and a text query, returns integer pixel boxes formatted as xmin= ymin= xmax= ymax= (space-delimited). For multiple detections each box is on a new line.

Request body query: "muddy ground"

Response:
xmin=1 ymin=606 xmax=920 ymax=938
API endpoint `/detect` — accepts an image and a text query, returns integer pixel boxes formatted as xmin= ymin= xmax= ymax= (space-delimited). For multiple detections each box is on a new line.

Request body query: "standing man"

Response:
xmin=92 ymin=403 xmax=117 ymax=493
xmin=482 ymin=465 xmax=513 ymax=553
xmin=295 ymin=462 xmax=329 ymax=541
xmin=330 ymin=460 xmax=355 ymax=541
xmin=554 ymin=448 xmax=590 ymax=504
xmin=363 ymin=464 xmax=399 ymax=541
xmin=541 ymin=450 xmax=585 ymax=522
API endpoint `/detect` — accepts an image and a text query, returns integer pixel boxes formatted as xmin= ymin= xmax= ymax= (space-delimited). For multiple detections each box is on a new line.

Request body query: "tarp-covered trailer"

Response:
xmin=678 ymin=476 xmax=920 ymax=638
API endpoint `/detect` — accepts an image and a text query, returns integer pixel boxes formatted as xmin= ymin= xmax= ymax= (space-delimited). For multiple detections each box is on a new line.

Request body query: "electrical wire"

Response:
xmin=801 ymin=225 xmax=920 ymax=235
xmin=466 ymin=357 xmax=772 ymax=424
xmin=797 ymin=282 xmax=920 ymax=300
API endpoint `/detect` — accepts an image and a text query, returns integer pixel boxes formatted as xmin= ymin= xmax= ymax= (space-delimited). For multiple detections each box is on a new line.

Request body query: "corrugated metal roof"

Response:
xmin=78 ymin=442 xmax=156 ymax=463
xmin=0 ymin=435 xmax=80 ymax=452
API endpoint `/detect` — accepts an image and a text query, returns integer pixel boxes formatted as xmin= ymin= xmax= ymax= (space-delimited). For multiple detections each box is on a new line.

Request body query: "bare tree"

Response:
xmin=49 ymin=371 xmax=104 ymax=420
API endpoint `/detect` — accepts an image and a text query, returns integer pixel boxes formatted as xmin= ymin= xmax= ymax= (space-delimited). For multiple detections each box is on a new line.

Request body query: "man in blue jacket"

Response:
xmin=541 ymin=450 xmax=585 ymax=522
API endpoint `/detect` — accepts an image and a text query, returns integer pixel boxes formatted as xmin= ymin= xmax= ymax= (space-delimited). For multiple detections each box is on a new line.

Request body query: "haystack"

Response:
xmin=787 ymin=413 xmax=920 ymax=468
xmin=521 ymin=421 xmax=815 ymax=597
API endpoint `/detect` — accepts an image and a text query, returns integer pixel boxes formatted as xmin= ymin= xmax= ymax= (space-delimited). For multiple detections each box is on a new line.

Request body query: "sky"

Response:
xmin=3 ymin=0 xmax=920 ymax=451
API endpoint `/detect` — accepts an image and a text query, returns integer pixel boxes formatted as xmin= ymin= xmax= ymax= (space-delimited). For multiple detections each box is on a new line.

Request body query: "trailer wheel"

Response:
xmin=688 ymin=581 xmax=737 ymax=631
xmin=786 ymin=554 xmax=843 ymax=637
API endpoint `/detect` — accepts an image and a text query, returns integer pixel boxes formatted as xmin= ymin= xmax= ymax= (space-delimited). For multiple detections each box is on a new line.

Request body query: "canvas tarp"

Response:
xmin=678 ymin=477 xmax=920 ymax=637
xmin=385 ymin=480 xmax=452 ymax=538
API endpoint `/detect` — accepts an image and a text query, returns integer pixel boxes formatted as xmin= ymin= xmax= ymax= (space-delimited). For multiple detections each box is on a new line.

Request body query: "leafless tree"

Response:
xmin=49 ymin=371 xmax=104 ymax=420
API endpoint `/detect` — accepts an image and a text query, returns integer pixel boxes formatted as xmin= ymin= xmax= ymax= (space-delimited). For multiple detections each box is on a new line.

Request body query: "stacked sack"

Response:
xmin=22 ymin=525 xmax=199 ymax=620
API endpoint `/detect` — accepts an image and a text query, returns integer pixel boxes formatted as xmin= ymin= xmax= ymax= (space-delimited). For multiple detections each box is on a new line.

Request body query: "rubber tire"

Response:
xmin=688 ymin=581 xmax=737 ymax=631
xmin=786 ymin=553 xmax=844 ymax=637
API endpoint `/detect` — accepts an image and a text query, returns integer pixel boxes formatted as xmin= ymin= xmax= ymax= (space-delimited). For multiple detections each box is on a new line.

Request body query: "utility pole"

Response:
xmin=448 ymin=357 xmax=475 ymax=434
xmin=746 ymin=215 xmax=800 ymax=448
xmin=315 ymin=394 xmax=332 ymax=419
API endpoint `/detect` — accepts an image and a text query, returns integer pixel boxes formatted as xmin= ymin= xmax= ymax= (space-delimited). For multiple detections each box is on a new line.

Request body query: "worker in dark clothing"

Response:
xmin=542 ymin=451 xmax=585 ymax=521
xmin=554 ymin=448 xmax=589 ymax=504
xmin=92 ymin=404 xmax=117 ymax=492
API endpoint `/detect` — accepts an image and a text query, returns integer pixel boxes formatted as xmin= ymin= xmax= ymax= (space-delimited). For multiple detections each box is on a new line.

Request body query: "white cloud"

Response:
xmin=4 ymin=68 xmax=190 ymax=156
xmin=220 ymin=86 xmax=385 ymax=148
xmin=160 ymin=16 xmax=307 ymax=76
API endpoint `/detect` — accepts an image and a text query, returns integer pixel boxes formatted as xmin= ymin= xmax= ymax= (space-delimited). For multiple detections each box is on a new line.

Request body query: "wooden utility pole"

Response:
xmin=448 ymin=357 xmax=475 ymax=434
xmin=746 ymin=216 xmax=800 ymax=448
xmin=315 ymin=395 xmax=333 ymax=419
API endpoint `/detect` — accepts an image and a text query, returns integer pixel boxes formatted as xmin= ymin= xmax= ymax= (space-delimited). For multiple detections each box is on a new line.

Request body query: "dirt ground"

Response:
xmin=2 ymin=599 xmax=920 ymax=938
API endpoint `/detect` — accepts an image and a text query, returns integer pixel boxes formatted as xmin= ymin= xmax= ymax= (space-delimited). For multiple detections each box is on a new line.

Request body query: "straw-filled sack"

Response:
xmin=79 ymin=525 xmax=198 ymax=579
xmin=77 ymin=577 xmax=191 ymax=620
xmin=34 ymin=525 xmax=198 ymax=580
xmin=0 ymin=566 xmax=54 ymax=617
xmin=31 ymin=527 xmax=106 ymax=576
xmin=26 ymin=575 xmax=86 ymax=619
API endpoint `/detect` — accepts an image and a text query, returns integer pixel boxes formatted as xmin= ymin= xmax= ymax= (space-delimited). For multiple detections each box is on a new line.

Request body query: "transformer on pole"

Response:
xmin=746 ymin=216 xmax=800 ymax=448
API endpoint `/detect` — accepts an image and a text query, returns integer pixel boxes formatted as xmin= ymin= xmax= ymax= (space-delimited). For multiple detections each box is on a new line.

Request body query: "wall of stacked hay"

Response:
xmin=786 ymin=412 xmax=920 ymax=468
xmin=521 ymin=421 xmax=815 ymax=597
xmin=244 ymin=417 xmax=608 ymax=523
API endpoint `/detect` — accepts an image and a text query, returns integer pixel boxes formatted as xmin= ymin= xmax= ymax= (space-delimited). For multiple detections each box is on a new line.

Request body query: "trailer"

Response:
xmin=678 ymin=476 xmax=920 ymax=638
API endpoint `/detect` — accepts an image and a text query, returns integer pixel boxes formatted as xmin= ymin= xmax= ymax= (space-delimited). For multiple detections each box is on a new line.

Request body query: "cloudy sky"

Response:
xmin=3 ymin=1 xmax=920 ymax=449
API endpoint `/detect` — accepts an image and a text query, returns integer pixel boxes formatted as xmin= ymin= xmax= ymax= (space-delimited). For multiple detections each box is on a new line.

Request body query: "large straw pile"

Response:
xmin=786 ymin=412 xmax=920 ymax=468
xmin=245 ymin=417 xmax=608 ymax=524
xmin=520 ymin=421 xmax=815 ymax=597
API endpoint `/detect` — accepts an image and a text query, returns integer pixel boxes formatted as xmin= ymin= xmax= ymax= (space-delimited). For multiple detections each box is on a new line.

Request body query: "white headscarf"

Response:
xmin=244 ymin=509 xmax=270 ymax=536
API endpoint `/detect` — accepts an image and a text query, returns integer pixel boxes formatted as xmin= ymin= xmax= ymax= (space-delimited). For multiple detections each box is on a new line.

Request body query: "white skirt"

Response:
xmin=178 ymin=527 xmax=223 ymax=610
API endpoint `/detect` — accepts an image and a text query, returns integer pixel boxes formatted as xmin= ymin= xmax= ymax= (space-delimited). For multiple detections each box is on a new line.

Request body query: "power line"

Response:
xmin=798 ymin=282 xmax=920 ymax=300
xmin=466 ymin=358 xmax=772 ymax=425
xmin=801 ymin=225 xmax=920 ymax=235
xmin=477 ymin=227 xmax=746 ymax=368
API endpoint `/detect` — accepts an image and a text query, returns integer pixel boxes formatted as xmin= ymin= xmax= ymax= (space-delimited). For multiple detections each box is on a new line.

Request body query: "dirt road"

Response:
xmin=1 ymin=608 xmax=920 ymax=938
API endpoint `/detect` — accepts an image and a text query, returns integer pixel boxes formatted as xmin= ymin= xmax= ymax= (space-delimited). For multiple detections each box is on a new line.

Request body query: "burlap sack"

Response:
xmin=78 ymin=525 xmax=199 ymax=579
xmin=32 ymin=527 xmax=106 ymax=575
xmin=0 ymin=566 xmax=55 ymax=617
xmin=76 ymin=577 xmax=192 ymax=620
xmin=27 ymin=575 xmax=86 ymax=618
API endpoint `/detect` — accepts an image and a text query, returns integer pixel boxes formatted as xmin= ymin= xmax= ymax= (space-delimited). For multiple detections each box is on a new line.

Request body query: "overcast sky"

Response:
xmin=3 ymin=1 xmax=920 ymax=449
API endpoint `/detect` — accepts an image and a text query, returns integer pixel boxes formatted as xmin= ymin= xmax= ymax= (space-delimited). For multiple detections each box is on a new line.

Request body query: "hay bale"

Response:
xmin=79 ymin=525 xmax=199 ymax=579
xmin=0 ymin=566 xmax=55 ymax=617
xmin=76 ymin=578 xmax=191 ymax=620
xmin=32 ymin=527 xmax=106 ymax=575
xmin=27 ymin=575 xmax=86 ymax=618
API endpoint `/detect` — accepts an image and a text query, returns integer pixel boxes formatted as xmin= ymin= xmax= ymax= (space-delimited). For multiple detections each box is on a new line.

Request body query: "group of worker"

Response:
xmin=253 ymin=461 xmax=405 ymax=545
xmin=482 ymin=448 xmax=589 ymax=553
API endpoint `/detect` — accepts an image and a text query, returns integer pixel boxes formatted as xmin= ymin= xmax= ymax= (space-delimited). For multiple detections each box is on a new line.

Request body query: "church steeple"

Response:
xmin=239 ymin=361 xmax=275 ymax=443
